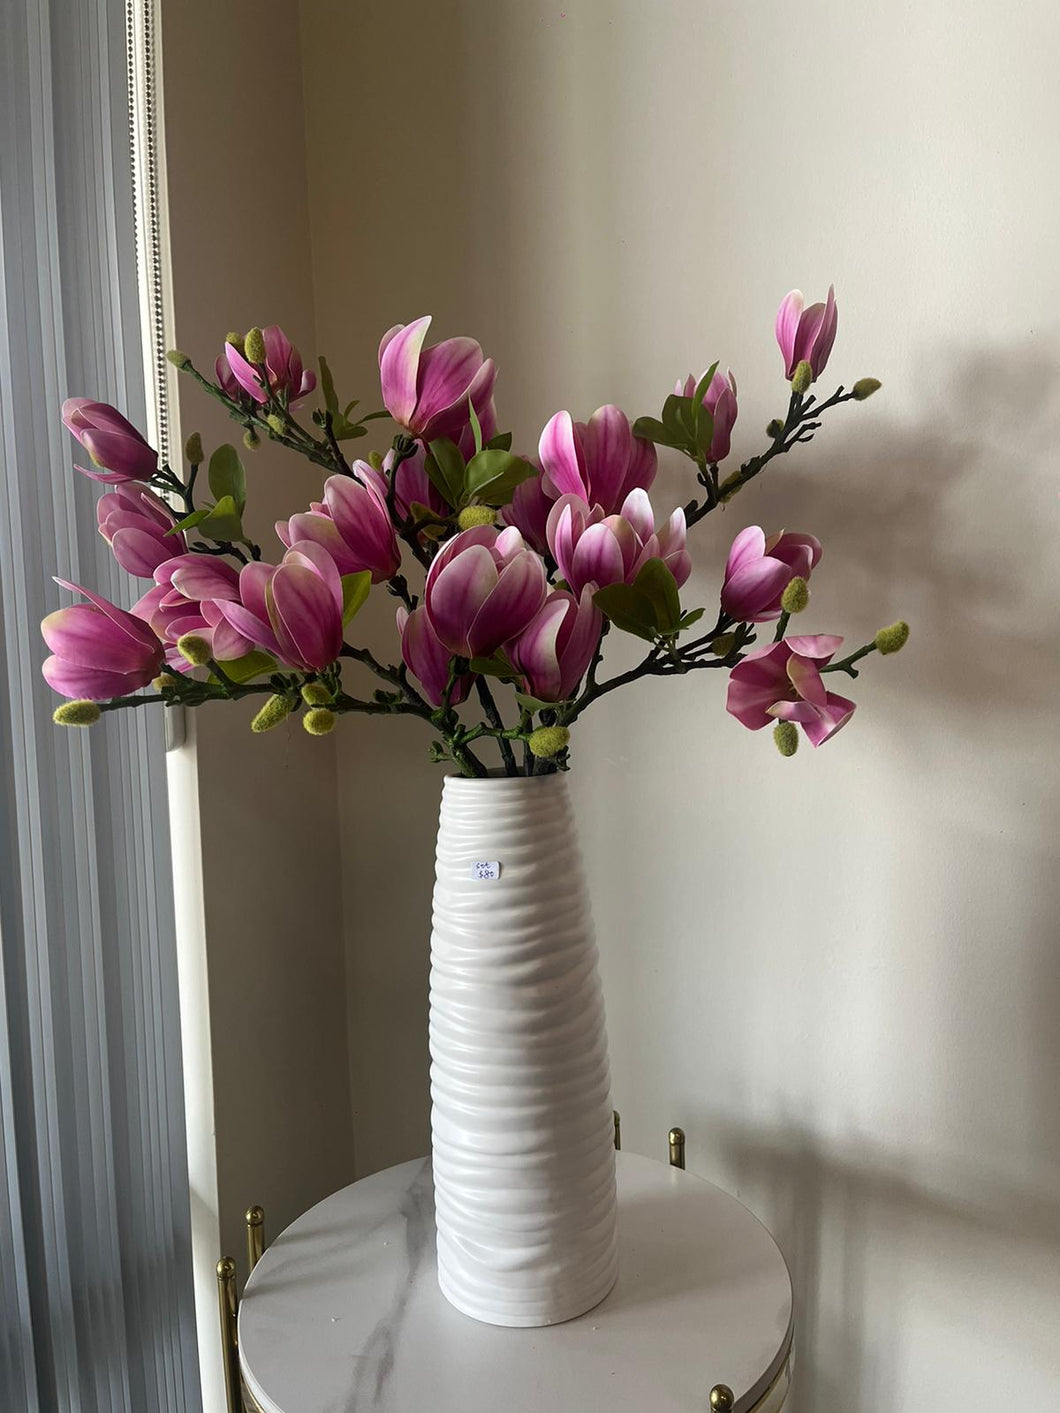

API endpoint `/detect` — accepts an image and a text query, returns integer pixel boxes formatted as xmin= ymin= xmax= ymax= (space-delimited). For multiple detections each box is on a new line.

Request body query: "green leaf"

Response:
xmin=634 ymin=558 xmax=682 ymax=635
xmin=331 ymin=416 xmax=367 ymax=441
xmin=167 ymin=506 xmax=210 ymax=535
xmin=690 ymin=361 xmax=719 ymax=426
xmin=464 ymin=449 xmax=536 ymax=506
xmin=207 ymin=444 xmax=246 ymax=511
xmin=425 ymin=438 xmax=466 ymax=505
xmin=486 ymin=430 xmax=513 ymax=452
xmin=632 ymin=415 xmax=682 ymax=449
xmin=661 ymin=394 xmax=696 ymax=447
xmin=468 ymin=655 xmax=521 ymax=680
xmin=198 ymin=494 xmax=243 ymax=542
xmin=592 ymin=584 xmax=659 ymax=642
xmin=213 ymin=650 xmax=277 ymax=683
xmin=319 ymin=355 xmax=339 ymax=413
xmin=467 ymin=399 xmax=483 ymax=455
xmin=515 ymin=690 xmax=562 ymax=713
xmin=678 ymin=606 xmax=706 ymax=631
xmin=343 ymin=399 xmax=360 ymax=418
xmin=341 ymin=570 xmax=372 ymax=626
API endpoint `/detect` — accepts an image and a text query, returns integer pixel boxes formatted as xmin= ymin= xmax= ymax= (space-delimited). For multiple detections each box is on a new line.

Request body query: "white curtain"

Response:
xmin=0 ymin=1 xmax=200 ymax=1408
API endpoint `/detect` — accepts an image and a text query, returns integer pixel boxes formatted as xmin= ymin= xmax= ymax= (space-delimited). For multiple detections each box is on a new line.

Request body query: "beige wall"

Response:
xmin=297 ymin=3 xmax=1060 ymax=1410
xmin=161 ymin=0 xmax=355 ymax=1287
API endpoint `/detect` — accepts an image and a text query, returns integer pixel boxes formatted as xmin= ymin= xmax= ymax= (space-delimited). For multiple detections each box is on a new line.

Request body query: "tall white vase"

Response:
xmin=428 ymin=772 xmax=618 ymax=1327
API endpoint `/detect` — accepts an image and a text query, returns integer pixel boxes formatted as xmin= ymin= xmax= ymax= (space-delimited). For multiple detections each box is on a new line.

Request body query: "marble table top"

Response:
xmin=239 ymin=1152 xmax=793 ymax=1412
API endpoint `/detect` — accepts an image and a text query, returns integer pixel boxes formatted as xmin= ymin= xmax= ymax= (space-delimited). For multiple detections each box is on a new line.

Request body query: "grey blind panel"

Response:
xmin=0 ymin=2 xmax=200 ymax=1409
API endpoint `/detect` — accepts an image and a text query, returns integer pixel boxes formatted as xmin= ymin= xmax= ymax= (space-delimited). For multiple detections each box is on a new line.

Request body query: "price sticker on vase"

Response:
xmin=470 ymin=860 xmax=501 ymax=881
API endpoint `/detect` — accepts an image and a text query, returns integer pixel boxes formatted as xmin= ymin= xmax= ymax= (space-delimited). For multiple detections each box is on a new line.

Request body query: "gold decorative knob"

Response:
xmin=668 ymin=1126 xmax=686 ymax=1169
xmin=710 ymin=1384 xmax=734 ymax=1411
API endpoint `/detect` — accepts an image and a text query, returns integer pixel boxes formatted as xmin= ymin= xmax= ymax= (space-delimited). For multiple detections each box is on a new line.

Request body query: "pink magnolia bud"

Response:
xmin=62 ymin=398 xmax=158 ymax=483
xmin=41 ymin=579 xmax=165 ymax=699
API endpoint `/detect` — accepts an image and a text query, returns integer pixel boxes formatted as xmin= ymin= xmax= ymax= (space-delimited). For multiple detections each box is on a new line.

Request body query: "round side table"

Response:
xmin=238 ymin=1151 xmax=793 ymax=1412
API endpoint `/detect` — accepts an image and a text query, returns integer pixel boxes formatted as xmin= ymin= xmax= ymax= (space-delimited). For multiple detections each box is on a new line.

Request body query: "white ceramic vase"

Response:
xmin=428 ymin=772 xmax=618 ymax=1327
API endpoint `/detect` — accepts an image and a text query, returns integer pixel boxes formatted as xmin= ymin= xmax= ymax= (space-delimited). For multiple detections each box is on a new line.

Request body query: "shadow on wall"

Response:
xmin=604 ymin=339 xmax=1060 ymax=1412
xmin=707 ymin=1112 xmax=1060 ymax=1411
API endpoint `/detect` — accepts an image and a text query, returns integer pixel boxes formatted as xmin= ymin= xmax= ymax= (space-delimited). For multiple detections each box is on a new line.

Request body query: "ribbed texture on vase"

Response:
xmin=429 ymin=773 xmax=618 ymax=1327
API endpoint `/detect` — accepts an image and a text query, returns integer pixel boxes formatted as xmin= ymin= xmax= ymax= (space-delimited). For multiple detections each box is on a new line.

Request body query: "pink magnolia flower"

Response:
xmin=133 ymin=555 xmax=251 ymax=670
xmin=396 ymin=605 xmax=472 ymax=707
xmin=379 ymin=315 xmax=496 ymax=443
xmin=62 ymin=399 xmax=158 ymax=483
xmin=276 ymin=465 xmax=400 ymax=583
xmin=775 ymin=285 xmax=838 ymax=382
xmin=42 ymin=579 xmax=165 ymax=699
xmin=546 ymin=491 xmax=691 ymax=597
xmin=222 ymin=325 xmax=317 ymax=407
xmin=508 ymin=587 xmax=602 ymax=703
xmin=720 ymin=526 xmax=822 ymax=623
xmin=501 ymin=470 xmax=553 ymax=555
xmin=674 ymin=368 xmax=739 ymax=462
xmin=726 ymin=635 xmax=855 ymax=746
xmin=538 ymin=406 xmax=656 ymax=514
xmin=97 ymin=484 xmax=185 ymax=577
xmin=424 ymin=525 xmax=546 ymax=659
xmin=214 ymin=544 xmax=344 ymax=672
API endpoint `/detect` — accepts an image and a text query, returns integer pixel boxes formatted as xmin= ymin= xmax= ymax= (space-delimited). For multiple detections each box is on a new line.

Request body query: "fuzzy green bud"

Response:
xmin=166 ymin=348 xmax=191 ymax=370
xmin=457 ymin=505 xmax=497 ymax=531
xmin=176 ymin=633 xmax=212 ymax=667
xmin=53 ymin=699 xmax=101 ymax=727
xmin=790 ymin=359 xmax=813 ymax=395
xmin=874 ymin=620 xmax=910 ymax=655
xmin=266 ymin=413 xmax=286 ymax=436
xmin=710 ymin=633 xmax=736 ymax=658
xmin=250 ymin=694 xmax=293 ymax=733
xmin=225 ymin=331 xmax=244 ymax=355
xmin=780 ymin=576 xmax=809 ymax=614
xmin=766 ymin=418 xmax=784 ymax=439
xmin=773 ymin=721 xmax=799 ymax=757
xmin=151 ymin=672 xmax=181 ymax=692
xmin=184 ymin=431 xmax=204 ymax=466
xmin=852 ymin=377 xmax=882 ymax=401
xmin=243 ymin=428 xmax=260 ymax=450
xmin=528 ymin=725 xmax=570 ymax=759
xmin=244 ymin=327 xmax=266 ymax=364
xmin=300 ymin=682 xmax=333 ymax=706
xmin=303 ymin=707 xmax=336 ymax=736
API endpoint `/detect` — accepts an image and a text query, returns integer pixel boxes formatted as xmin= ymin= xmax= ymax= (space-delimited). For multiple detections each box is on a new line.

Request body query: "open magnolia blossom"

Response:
xmin=41 ymin=297 xmax=907 ymax=772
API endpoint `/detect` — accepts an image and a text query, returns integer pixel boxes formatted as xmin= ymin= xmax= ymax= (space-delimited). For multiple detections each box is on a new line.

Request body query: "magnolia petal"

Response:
xmin=268 ymin=564 xmax=343 ymax=671
xmin=42 ymin=655 xmax=149 ymax=701
xmin=720 ymin=557 xmax=792 ymax=622
xmin=169 ymin=556 xmax=241 ymax=603
xmin=583 ymin=404 xmax=633 ymax=512
xmin=775 ymin=290 xmax=804 ymax=377
xmin=54 ymin=577 xmax=160 ymax=650
xmin=802 ymin=690 xmax=856 ymax=746
xmin=538 ymin=411 xmax=586 ymax=500
xmin=109 ymin=527 xmax=172 ymax=577
xmin=41 ymin=605 xmax=149 ymax=672
xmin=213 ymin=599 xmax=281 ymax=657
xmin=378 ymin=316 xmax=431 ymax=426
xmin=426 ymin=544 xmax=499 ymax=655
xmin=785 ymin=633 xmax=843 ymax=660
xmin=224 ymin=342 xmax=268 ymax=403
xmin=465 ymin=551 xmax=546 ymax=657
xmin=413 ymin=336 xmax=486 ymax=434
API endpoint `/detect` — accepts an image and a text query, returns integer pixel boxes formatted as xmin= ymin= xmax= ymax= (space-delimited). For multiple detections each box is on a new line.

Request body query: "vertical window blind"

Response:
xmin=0 ymin=1 xmax=200 ymax=1408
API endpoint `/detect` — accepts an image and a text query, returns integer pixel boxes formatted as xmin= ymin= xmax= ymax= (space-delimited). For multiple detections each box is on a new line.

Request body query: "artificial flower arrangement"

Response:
xmin=43 ymin=289 xmax=908 ymax=773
